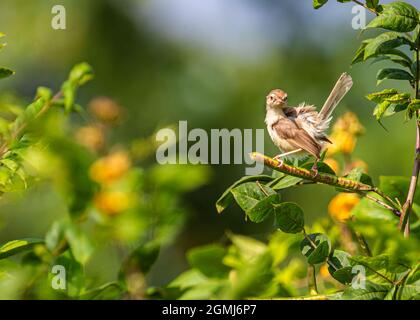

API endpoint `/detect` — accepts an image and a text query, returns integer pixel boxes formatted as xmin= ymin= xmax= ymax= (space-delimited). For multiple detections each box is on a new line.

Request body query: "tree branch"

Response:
xmin=250 ymin=152 xmax=400 ymax=216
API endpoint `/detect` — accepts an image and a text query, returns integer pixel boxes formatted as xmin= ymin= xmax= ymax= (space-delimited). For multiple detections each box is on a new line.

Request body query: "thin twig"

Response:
xmin=400 ymin=35 xmax=420 ymax=237
xmin=352 ymin=0 xmax=379 ymax=16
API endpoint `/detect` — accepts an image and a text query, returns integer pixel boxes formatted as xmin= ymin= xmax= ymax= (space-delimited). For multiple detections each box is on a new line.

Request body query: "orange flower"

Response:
xmin=94 ymin=191 xmax=132 ymax=216
xmin=75 ymin=125 xmax=105 ymax=152
xmin=88 ymin=97 xmax=122 ymax=123
xmin=89 ymin=151 xmax=131 ymax=184
xmin=319 ymin=264 xmax=331 ymax=279
xmin=332 ymin=112 xmax=365 ymax=136
xmin=323 ymin=158 xmax=340 ymax=174
xmin=328 ymin=193 xmax=360 ymax=223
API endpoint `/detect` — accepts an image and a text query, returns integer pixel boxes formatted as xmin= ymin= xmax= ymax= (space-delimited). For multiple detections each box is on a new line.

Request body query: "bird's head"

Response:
xmin=266 ymin=89 xmax=288 ymax=109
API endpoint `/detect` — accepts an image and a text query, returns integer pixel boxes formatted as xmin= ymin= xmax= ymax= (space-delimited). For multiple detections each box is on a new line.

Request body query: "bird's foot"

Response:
xmin=310 ymin=163 xmax=319 ymax=178
xmin=273 ymin=155 xmax=284 ymax=166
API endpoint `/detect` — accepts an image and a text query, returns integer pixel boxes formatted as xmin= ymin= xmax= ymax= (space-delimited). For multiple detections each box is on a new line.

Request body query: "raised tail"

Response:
xmin=319 ymin=73 xmax=353 ymax=121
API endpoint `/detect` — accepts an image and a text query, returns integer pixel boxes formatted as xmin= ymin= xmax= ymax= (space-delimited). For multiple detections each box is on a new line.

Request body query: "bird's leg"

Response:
xmin=311 ymin=158 xmax=319 ymax=177
xmin=273 ymin=149 xmax=303 ymax=162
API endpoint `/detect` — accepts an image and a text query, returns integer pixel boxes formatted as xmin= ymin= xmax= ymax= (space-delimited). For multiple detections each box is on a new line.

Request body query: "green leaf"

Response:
xmin=376 ymin=68 xmax=413 ymax=85
xmin=300 ymin=233 xmax=331 ymax=265
xmin=385 ymin=92 xmax=411 ymax=103
xmin=373 ymin=100 xmax=391 ymax=121
xmin=247 ymin=193 xmax=281 ymax=223
xmin=352 ymin=40 xmax=370 ymax=65
xmin=342 ymin=281 xmax=392 ymax=300
xmin=366 ymin=2 xmax=419 ymax=32
xmin=364 ymin=32 xmax=414 ymax=61
xmin=216 ymin=175 xmax=274 ymax=214
xmin=366 ymin=0 xmax=379 ymax=10
xmin=69 ymin=62 xmax=94 ymax=86
xmin=0 ymin=67 xmax=14 ymax=79
xmin=0 ymin=238 xmax=44 ymax=259
xmin=313 ymin=0 xmax=328 ymax=9
xmin=274 ymin=202 xmax=305 ymax=234
xmin=407 ymin=99 xmax=420 ymax=119
xmin=231 ymin=182 xmax=275 ymax=211
xmin=328 ymin=250 xmax=353 ymax=284
xmin=366 ymin=89 xmax=399 ymax=103
xmin=187 ymin=244 xmax=230 ymax=278
xmin=395 ymin=263 xmax=420 ymax=300
xmin=121 ymin=242 xmax=160 ymax=276
xmin=336 ymin=168 xmax=374 ymax=193
xmin=268 ymin=175 xmax=303 ymax=190
xmin=65 ymin=225 xmax=94 ymax=265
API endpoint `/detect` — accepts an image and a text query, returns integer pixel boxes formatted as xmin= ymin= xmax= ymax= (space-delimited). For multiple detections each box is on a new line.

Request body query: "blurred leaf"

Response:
xmin=274 ymin=202 xmax=305 ymax=234
xmin=120 ymin=242 xmax=160 ymax=276
xmin=366 ymin=2 xmax=419 ymax=32
xmin=342 ymin=281 xmax=392 ymax=300
xmin=168 ymin=269 xmax=208 ymax=290
xmin=65 ymin=225 xmax=93 ymax=266
xmin=301 ymin=233 xmax=331 ymax=265
xmin=395 ymin=263 xmax=420 ymax=300
xmin=53 ymin=252 xmax=85 ymax=297
xmin=352 ymin=40 xmax=370 ymax=65
xmin=269 ymin=175 xmax=303 ymax=190
xmin=0 ymin=67 xmax=14 ymax=79
xmin=79 ymin=282 xmax=122 ymax=300
xmin=407 ymin=99 xmax=420 ymax=119
xmin=216 ymin=175 xmax=273 ymax=214
xmin=376 ymin=68 xmax=413 ymax=85
xmin=187 ymin=244 xmax=230 ymax=278
xmin=313 ymin=0 xmax=328 ymax=9
xmin=0 ymin=238 xmax=43 ymax=260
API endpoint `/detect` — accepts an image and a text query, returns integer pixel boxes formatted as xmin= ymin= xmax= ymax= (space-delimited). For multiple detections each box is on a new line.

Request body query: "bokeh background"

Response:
xmin=0 ymin=0 xmax=418 ymax=286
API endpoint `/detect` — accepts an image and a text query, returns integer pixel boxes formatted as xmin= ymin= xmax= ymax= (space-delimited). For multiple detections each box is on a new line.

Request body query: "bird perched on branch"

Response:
xmin=265 ymin=73 xmax=353 ymax=175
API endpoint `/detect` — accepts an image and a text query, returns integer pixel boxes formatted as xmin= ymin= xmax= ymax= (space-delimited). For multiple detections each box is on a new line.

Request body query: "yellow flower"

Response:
xmin=332 ymin=112 xmax=365 ymax=136
xmin=89 ymin=151 xmax=131 ymax=184
xmin=75 ymin=125 xmax=105 ymax=152
xmin=88 ymin=97 xmax=123 ymax=123
xmin=328 ymin=193 xmax=360 ymax=223
xmin=94 ymin=191 xmax=132 ymax=216
xmin=328 ymin=131 xmax=356 ymax=155
xmin=323 ymin=157 xmax=340 ymax=174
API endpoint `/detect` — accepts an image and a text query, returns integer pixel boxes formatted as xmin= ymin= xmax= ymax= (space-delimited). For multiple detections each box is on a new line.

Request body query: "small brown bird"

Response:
xmin=265 ymin=73 xmax=353 ymax=174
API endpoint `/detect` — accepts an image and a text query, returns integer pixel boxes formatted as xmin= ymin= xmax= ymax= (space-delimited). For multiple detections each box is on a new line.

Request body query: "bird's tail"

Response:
xmin=319 ymin=73 xmax=353 ymax=121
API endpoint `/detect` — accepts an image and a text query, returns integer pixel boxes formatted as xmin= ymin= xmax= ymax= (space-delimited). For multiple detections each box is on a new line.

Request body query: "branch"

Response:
xmin=251 ymin=152 xmax=400 ymax=216
xmin=252 ymin=152 xmax=374 ymax=191
xmin=0 ymin=91 xmax=62 ymax=159
xmin=400 ymin=35 xmax=420 ymax=237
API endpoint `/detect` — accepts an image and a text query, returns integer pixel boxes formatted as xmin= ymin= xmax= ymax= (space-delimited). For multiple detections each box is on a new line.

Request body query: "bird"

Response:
xmin=265 ymin=73 xmax=353 ymax=175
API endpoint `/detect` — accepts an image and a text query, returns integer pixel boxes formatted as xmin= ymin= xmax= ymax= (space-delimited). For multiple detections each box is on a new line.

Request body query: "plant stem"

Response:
xmin=251 ymin=152 xmax=400 ymax=217
xmin=399 ymin=37 xmax=420 ymax=237
xmin=0 ymin=91 xmax=62 ymax=159
xmin=352 ymin=0 xmax=379 ymax=16
xmin=307 ymin=265 xmax=318 ymax=296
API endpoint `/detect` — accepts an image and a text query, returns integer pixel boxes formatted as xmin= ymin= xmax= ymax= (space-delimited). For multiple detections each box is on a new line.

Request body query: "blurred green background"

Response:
xmin=0 ymin=0 xmax=418 ymax=286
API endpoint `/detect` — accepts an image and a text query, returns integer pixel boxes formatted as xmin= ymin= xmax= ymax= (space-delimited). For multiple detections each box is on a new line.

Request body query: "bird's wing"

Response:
xmin=272 ymin=117 xmax=322 ymax=158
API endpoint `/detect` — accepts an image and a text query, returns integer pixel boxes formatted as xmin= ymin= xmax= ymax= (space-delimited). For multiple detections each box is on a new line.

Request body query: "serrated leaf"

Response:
xmin=0 ymin=238 xmax=44 ymax=259
xmin=373 ymin=100 xmax=391 ymax=120
xmin=384 ymin=93 xmax=411 ymax=103
xmin=274 ymin=202 xmax=304 ymax=234
xmin=366 ymin=2 xmax=419 ymax=32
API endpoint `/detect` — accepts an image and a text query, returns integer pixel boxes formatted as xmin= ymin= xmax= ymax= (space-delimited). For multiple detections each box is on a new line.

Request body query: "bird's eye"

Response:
xmin=269 ymin=95 xmax=274 ymax=101
xmin=284 ymin=95 xmax=288 ymax=101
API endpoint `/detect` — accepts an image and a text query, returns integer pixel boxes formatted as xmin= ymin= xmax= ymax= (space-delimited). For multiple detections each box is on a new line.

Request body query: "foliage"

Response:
xmin=0 ymin=33 xmax=210 ymax=299
xmin=156 ymin=1 xmax=420 ymax=300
